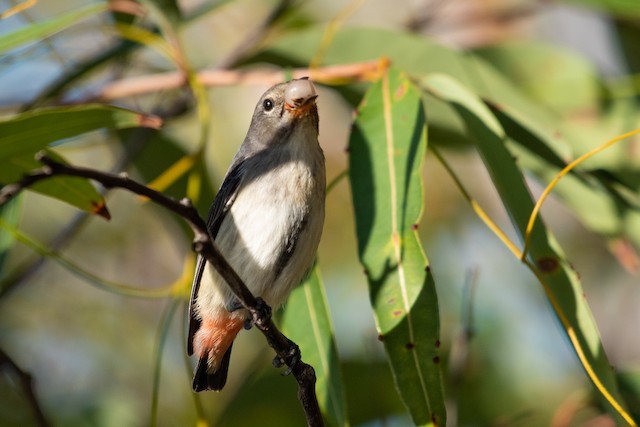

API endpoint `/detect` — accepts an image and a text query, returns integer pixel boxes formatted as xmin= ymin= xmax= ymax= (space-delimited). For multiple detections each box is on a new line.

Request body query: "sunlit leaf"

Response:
xmin=474 ymin=41 xmax=600 ymax=114
xmin=422 ymin=73 xmax=637 ymax=425
xmin=0 ymin=104 xmax=161 ymax=182
xmin=0 ymin=3 xmax=108 ymax=54
xmin=349 ymin=67 xmax=445 ymax=426
xmin=282 ymin=268 xmax=348 ymax=427
xmin=0 ymin=105 xmax=160 ymax=215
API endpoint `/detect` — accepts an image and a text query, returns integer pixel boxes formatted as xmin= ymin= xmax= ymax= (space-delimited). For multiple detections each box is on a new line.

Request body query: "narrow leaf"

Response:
xmin=349 ymin=67 xmax=445 ymax=426
xmin=0 ymin=104 xmax=161 ymax=184
xmin=0 ymin=3 xmax=108 ymax=54
xmin=0 ymin=105 xmax=159 ymax=215
xmin=0 ymin=197 xmax=21 ymax=281
xmin=282 ymin=268 xmax=348 ymax=427
xmin=422 ymin=73 xmax=636 ymax=425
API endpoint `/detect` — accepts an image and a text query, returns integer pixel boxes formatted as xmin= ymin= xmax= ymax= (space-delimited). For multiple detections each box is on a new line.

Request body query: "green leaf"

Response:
xmin=348 ymin=67 xmax=445 ymax=426
xmin=0 ymin=105 xmax=160 ymax=215
xmin=488 ymin=102 xmax=571 ymax=170
xmin=0 ymin=104 xmax=161 ymax=183
xmin=38 ymin=150 xmax=110 ymax=218
xmin=474 ymin=41 xmax=600 ymax=114
xmin=421 ymin=73 xmax=637 ymax=425
xmin=562 ymin=0 xmax=640 ymax=18
xmin=0 ymin=3 xmax=108 ymax=55
xmin=282 ymin=268 xmax=348 ymax=427
xmin=0 ymin=197 xmax=21 ymax=281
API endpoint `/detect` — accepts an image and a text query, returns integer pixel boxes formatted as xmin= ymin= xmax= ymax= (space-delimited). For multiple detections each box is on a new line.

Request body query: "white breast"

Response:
xmin=197 ymin=132 xmax=325 ymax=319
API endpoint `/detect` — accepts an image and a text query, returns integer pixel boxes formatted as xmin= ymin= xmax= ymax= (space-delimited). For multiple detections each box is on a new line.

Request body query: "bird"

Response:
xmin=187 ymin=78 xmax=326 ymax=392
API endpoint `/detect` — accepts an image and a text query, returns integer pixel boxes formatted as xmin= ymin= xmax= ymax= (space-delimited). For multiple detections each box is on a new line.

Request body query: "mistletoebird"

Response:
xmin=188 ymin=78 xmax=326 ymax=391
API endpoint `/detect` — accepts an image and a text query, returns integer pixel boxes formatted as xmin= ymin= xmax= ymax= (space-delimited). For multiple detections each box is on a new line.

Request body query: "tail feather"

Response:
xmin=191 ymin=312 xmax=244 ymax=391
xmin=193 ymin=343 xmax=234 ymax=392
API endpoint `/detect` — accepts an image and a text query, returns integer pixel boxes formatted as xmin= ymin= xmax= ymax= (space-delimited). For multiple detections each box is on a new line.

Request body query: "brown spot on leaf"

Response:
xmin=92 ymin=201 xmax=111 ymax=220
xmin=392 ymin=310 xmax=403 ymax=317
xmin=377 ymin=334 xmax=385 ymax=342
xmin=405 ymin=342 xmax=415 ymax=350
xmin=537 ymin=257 xmax=559 ymax=273
xmin=411 ymin=223 xmax=419 ymax=231
xmin=432 ymin=356 xmax=440 ymax=364
xmin=394 ymin=82 xmax=407 ymax=100
xmin=435 ymin=340 xmax=441 ymax=348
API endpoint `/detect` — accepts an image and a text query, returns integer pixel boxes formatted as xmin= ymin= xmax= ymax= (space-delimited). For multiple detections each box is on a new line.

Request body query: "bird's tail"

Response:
xmin=192 ymin=314 xmax=244 ymax=392
xmin=193 ymin=344 xmax=234 ymax=391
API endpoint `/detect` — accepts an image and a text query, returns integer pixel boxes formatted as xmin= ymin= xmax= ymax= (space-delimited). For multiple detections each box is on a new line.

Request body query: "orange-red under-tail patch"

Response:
xmin=193 ymin=313 xmax=244 ymax=372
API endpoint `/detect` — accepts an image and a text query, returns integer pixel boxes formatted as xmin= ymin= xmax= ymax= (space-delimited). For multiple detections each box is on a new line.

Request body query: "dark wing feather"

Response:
xmin=187 ymin=159 xmax=246 ymax=355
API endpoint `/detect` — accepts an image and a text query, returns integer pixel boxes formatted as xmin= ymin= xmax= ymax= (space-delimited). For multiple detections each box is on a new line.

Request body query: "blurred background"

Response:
xmin=1 ymin=0 xmax=639 ymax=426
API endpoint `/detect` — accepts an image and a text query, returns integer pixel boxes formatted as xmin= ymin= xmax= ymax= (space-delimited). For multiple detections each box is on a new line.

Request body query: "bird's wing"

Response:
xmin=187 ymin=159 xmax=246 ymax=355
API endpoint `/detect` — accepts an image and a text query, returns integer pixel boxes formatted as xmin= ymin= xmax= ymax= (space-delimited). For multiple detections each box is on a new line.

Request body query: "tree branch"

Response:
xmin=0 ymin=154 xmax=324 ymax=427
xmin=78 ymin=61 xmax=380 ymax=103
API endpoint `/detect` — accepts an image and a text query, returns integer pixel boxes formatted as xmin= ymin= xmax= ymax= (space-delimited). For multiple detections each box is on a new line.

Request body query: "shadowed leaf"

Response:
xmin=349 ymin=66 xmax=445 ymax=426
xmin=282 ymin=267 xmax=348 ymax=427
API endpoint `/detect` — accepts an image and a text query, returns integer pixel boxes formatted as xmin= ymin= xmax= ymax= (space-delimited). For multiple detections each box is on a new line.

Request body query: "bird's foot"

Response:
xmin=251 ymin=297 xmax=272 ymax=328
xmin=272 ymin=339 xmax=300 ymax=376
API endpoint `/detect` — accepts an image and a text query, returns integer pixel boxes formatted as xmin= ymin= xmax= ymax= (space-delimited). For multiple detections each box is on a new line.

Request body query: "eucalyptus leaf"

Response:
xmin=349 ymin=67 xmax=445 ymax=426
xmin=0 ymin=3 xmax=108 ymax=55
xmin=0 ymin=104 xmax=161 ymax=182
xmin=282 ymin=268 xmax=348 ymax=427
xmin=0 ymin=105 xmax=160 ymax=216
xmin=422 ymin=73 xmax=636 ymax=425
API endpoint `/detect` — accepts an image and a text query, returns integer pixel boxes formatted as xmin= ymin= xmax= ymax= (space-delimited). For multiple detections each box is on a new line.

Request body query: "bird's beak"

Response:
xmin=284 ymin=79 xmax=318 ymax=117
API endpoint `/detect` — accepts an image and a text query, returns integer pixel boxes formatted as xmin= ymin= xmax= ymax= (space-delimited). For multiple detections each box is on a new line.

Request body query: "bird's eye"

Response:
xmin=263 ymin=98 xmax=274 ymax=111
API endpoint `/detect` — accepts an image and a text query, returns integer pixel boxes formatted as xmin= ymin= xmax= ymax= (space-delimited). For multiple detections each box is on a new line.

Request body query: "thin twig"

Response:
xmin=78 ymin=61 xmax=380 ymax=103
xmin=0 ymin=101 xmax=188 ymax=298
xmin=0 ymin=155 xmax=323 ymax=427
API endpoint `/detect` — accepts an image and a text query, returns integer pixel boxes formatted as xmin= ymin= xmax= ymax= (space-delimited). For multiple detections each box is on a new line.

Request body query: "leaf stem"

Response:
xmin=429 ymin=146 xmax=522 ymax=259
xmin=521 ymin=128 xmax=640 ymax=261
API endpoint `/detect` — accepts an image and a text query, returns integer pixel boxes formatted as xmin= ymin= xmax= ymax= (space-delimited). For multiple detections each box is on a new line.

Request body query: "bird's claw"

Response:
xmin=272 ymin=340 xmax=300 ymax=376
xmin=243 ymin=317 xmax=253 ymax=330
xmin=251 ymin=297 xmax=272 ymax=327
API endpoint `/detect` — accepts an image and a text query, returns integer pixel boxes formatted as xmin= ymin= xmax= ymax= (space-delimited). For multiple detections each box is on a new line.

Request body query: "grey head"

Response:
xmin=238 ymin=78 xmax=319 ymax=156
